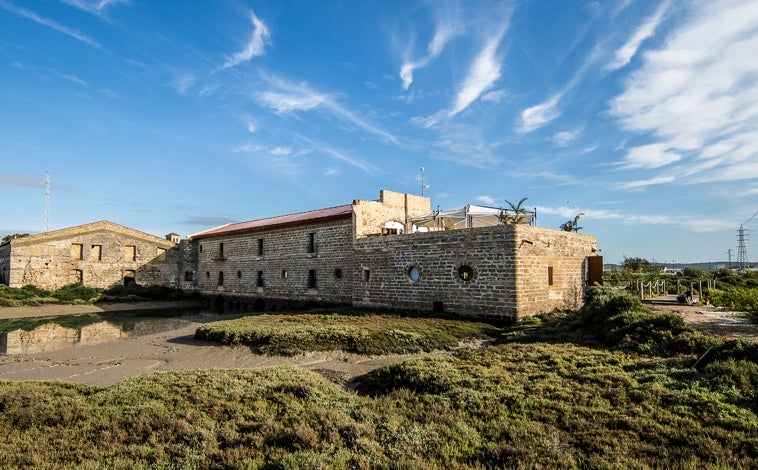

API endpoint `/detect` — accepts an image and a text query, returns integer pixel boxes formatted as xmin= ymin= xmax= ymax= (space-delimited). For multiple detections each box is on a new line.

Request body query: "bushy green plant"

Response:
xmin=709 ymin=286 xmax=758 ymax=321
xmin=51 ymin=283 xmax=101 ymax=303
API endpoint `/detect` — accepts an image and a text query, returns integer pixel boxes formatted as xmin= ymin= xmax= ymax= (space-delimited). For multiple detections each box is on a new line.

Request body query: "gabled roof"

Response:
xmin=191 ymin=204 xmax=354 ymax=239
xmin=2 ymin=220 xmax=176 ymax=247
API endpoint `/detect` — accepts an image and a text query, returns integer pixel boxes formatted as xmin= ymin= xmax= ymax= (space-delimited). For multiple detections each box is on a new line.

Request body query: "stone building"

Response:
xmin=189 ymin=189 xmax=602 ymax=320
xmin=0 ymin=220 xmax=179 ymax=290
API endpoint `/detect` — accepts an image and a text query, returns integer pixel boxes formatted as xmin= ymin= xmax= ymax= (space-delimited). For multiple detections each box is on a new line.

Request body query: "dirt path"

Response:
xmin=646 ymin=302 xmax=758 ymax=342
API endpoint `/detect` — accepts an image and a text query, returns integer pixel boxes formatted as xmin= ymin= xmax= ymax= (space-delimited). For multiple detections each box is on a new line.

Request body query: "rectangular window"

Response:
xmin=256 ymin=271 xmax=264 ymax=287
xmin=308 ymin=269 xmax=317 ymax=288
xmin=184 ymin=271 xmax=195 ymax=282
xmin=548 ymin=266 xmax=554 ymax=286
xmin=308 ymin=233 xmax=317 ymax=253
xmin=91 ymin=245 xmax=102 ymax=261
xmin=218 ymin=271 xmax=224 ymax=286
xmin=124 ymin=245 xmax=136 ymax=261
xmin=70 ymin=243 xmax=83 ymax=260
xmin=219 ymin=243 xmax=225 ymax=259
xmin=257 ymin=238 xmax=264 ymax=256
xmin=70 ymin=269 xmax=83 ymax=284
xmin=363 ymin=269 xmax=371 ymax=282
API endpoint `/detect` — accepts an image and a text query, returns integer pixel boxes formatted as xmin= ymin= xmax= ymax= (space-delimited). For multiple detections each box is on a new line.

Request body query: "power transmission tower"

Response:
xmin=44 ymin=171 xmax=50 ymax=233
xmin=736 ymin=224 xmax=748 ymax=270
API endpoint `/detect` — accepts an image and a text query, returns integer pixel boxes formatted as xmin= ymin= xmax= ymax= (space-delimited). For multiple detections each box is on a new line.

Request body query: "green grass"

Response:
xmin=0 ymin=287 xmax=756 ymax=468
xmin=194 ymin=312 xmax=501 ymax=355
xmin=0 ymin=283 xmax=198 ymax=308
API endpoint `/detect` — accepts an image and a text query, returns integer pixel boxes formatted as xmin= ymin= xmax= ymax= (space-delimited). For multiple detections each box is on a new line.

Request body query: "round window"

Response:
xmin=408 ymin=266 xmax=421 ymax=282
xmin=458 ymin=265 xmax=474 ymax=282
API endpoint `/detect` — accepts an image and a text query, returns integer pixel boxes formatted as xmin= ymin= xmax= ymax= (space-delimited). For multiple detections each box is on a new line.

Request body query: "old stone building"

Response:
xmin=0 ymin=220 xmax=179 ymax=290
xmin=189 ymin=189 xmax=601 ymax=320
xmin=1 ymin=190 xmax=601 ymax=319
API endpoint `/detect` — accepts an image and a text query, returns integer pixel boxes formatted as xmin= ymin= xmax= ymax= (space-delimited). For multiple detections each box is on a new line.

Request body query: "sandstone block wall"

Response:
xmin=353 ymin=225 xmax=597 ymax=319
xmin=353 ymin=190 xmax=431 ymax=238
xmin=194 ymin=219 xmax=355 ymax=307
xmin=1 ymin=221 xmax=179 ymax=290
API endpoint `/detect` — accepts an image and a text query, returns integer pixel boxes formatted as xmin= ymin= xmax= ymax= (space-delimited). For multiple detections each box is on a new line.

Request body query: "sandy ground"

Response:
xmin=0 ymin=301 xmax=755 ymax=389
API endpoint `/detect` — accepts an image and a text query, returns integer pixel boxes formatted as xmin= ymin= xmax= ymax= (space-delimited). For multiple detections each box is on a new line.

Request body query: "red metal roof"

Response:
xmin=191 ymin=204 xmax=353 ymax=239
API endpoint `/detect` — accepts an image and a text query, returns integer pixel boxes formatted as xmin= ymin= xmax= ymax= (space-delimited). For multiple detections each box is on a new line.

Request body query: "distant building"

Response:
xmin=0 ymin=220 xmax=179 ymax=290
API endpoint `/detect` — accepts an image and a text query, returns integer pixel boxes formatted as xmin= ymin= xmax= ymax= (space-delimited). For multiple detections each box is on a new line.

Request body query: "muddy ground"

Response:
xmin=0 ymin=301 xmax=755 ymax=388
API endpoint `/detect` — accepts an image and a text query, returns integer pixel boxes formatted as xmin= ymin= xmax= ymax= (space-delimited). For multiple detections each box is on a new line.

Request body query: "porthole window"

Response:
xmin=282 ymin=269 xmax=289 ymax=280
xmin=334 ymin=268 xmax=343 ymax=279
xmin=458 ymin=265 xmax=474 ymax=282
xmin=408 ymin=265 xmax=421 ymax=283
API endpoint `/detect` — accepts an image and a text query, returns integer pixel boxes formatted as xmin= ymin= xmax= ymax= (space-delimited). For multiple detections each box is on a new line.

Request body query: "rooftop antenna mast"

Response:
xmin=44 ymin=171 xmax=50 ymax=233
xmin=420 ymin=166 xmax=429 ymax=196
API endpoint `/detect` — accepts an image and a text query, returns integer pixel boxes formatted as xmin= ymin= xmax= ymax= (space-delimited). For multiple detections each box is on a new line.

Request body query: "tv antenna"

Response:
xmin=44 ymin=171 xmax=50 ymax=233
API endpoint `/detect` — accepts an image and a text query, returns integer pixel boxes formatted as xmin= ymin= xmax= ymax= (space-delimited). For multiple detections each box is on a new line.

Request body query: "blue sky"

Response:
xmin=1 ymin=0 xmax=757 ymax=265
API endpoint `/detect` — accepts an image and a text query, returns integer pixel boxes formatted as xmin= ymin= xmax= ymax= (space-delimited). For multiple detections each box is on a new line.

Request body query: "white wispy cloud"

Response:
xmin=553 ymin=129 xmax=582 ymax=147
xmin=614 ymin=175 xmax=677 ymax=190
xmin=295 ymin=135 xmax=383 ymax=176
xmin=481 ymin=89 xmax=508 ymax=102
xmin=245 ymin=121 xmax=257 ymax=133
xmin=0 ymin=1 xmax=103 ymax=50
xmin=258 ymin=73 xmax=399 ymax=144
xmin=172 ymin=74 xmax=196 ymax=95
xmin=0 ymin=173 xmax=44 ymax=188
xmin=609 ymin=0 xmax=758 ymax=185
xmin=222 ymin=10 xmax=271 ymax=70
xmin=606 ymin=0 xmax=670 ymax=71
xmin=399 ymin=3 xmax=463 ymax=90
xmin=270 ymin=146 xmax=292 ymax=156
xmin=476 ymin=195 xmax=496 ymax=205
xmin=448 ymin=23 xmax=508 ymax=117
xmin=61 ymin=0 xmax=129 ymax=17
xmin=619 ymin=143 xmax=681 ymax=169
xmin=518 ymin=94 xmax=562 ymax=134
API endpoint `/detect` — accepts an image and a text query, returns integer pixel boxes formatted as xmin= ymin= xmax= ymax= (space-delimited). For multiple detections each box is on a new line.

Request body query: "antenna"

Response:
xmin=420 ymin=166 xmax=429 ymax=196
xmin=44 ymin=171 xmax=50 ymax=233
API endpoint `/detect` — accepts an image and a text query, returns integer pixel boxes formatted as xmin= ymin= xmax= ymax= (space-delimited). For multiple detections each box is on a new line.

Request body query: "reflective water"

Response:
xmin=0 ymin=308 xmax=226 ymax=355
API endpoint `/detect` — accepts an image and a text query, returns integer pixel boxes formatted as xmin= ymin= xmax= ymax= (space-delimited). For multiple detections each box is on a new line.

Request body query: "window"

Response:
xmin=237 ymin=270 xmax=242 ymax=279
xmin=548 ymin=266 xmax=554 ymax=286
xmin=218 ymin=271 xmax=224 ymax=286
xmin=206 ymin=271 xmax=210 ymax=279
xmin=458 ymin=265 xmax=474 ymax=282
xmin=124 ymin=245 xmax=136 ymax=261
xmin=256 ymin=271 xmax=264 ymax=287
xmin=334 ymin=268 xmax=343 ymax=279
xmin=408 ymin=265 xmax=421 ymax=283
xmin=282 ymin=269 xmax=289 ymax=280
xmin=257 ymin=238 xmax=264 ymax=256
xmin=184 ymin=271 xmax=195 ymax=282
xmin=91 ymin=245 xmax=102 ymax=261
xmin=308 ymin=269 xmax=317 ymax=288
xmin=71 ymin=243 xmax=83 ymax=260
xmin=363 ymin=269 xmax=371 ymax=282
xmin=218 ymin=243 xmax=225 ymax=259
xmin=308 ymin=232 xmax=317 ymax=253
xmin=199 ymin=245 xmax=203 ymax=253
xmin=70 ymin=269 xmax=83 ymax=284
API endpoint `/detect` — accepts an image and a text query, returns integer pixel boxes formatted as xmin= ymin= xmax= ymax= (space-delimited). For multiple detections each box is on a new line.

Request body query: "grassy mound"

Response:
xmin=194 ymin=312 xmax=501 ymax=355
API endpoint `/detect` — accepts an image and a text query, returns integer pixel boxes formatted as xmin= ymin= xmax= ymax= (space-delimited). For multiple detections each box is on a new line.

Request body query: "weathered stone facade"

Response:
xmin=189 ymin=190 xmax=600 ymax=320
xmin=0 ymin=221 xmax=179 ymax=290
xmin=1 ymin=190 xmax=600 ymax=320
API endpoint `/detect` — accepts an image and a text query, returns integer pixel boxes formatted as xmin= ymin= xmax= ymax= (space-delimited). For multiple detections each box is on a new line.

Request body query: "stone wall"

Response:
xmin=353 ymin=190 xmax=431 ymax=238
xmin=2 ymin=221 xmax=179 ymax=290
xmin=194 ymin=219 xmax=355 ymax=308
xmin=513 ymin=226 xmax=597 ymax=316
xmin=353 ymin=225 xmax=597 ymax=320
